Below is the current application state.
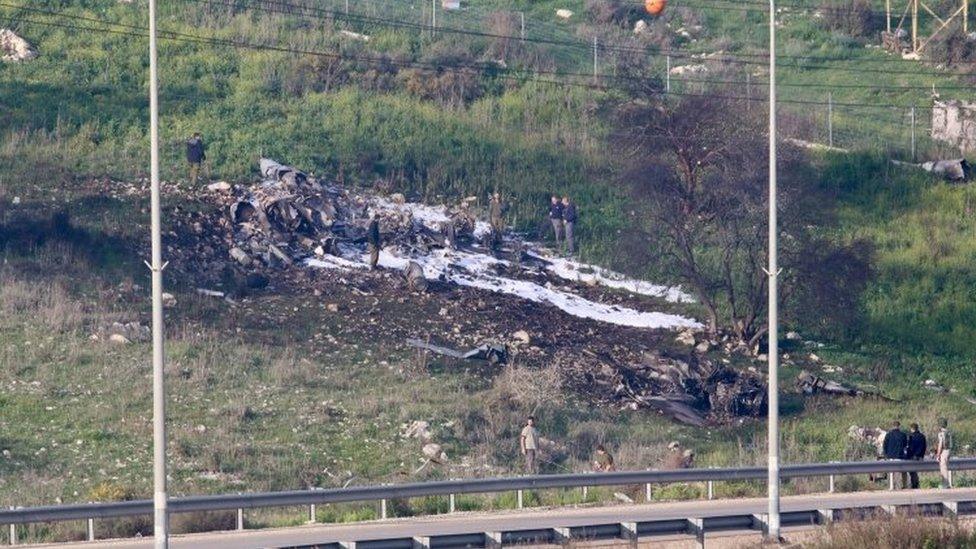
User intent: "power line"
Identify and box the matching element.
[177,0,976,78]
[7,8,959,111]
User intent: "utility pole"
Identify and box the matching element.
[886,0,891,32]
[592,36,598,81]
[148,0,169,547]
[431,0,436,37]
[519,11,525,41]
[666,55,671,93]
[766,0,781,540]
[828,92,833,148]
[912,0,919,52]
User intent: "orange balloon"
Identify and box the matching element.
[645,0,667,15]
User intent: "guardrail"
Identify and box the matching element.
[2,458,974,544]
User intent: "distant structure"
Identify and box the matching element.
[931,100,976,153]
[881,0,969,55]
[442,0,460,9]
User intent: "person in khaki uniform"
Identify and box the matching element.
[520,416,540,474]
[935,418,953,488]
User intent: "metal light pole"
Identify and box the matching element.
[766,0,781,541]
[148,0,169,547]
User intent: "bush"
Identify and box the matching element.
[926,23,976,69]
[809,515,976,548]
[170,511,238,534]
[820,0,884,39]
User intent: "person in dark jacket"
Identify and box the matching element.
[882,421,909,488]
[548,195,564,247]
[186,133,206,185]
[906,423,927,489]
[366,213,381,270]
[561,196,577,254]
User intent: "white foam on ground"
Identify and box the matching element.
[307,244,700,330]
[542,254,695,303]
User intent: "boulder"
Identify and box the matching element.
[675,329,696,346]
[0,29,38,62]
[511,330,531,345]
[207,181,232,192]
[229,247,251,266]
[108,333,131,345]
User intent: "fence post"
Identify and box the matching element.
[592,37,598,81]
[519,11,525,41]
[827,92,834,147]
[910,106,917,162]
[666,55,671,93]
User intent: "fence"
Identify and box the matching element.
[2,458,975,544]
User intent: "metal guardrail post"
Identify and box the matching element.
[7,507,15,546]
[87,517,95,541]
[449,494,455,514]
[645,483,651,502]
[236,507,244,531]
[308,487,317,523]
[889,472,895,491]
[581,486,588,501]
[829,474,835,493]
[707,480,714,500]
[516,490,523,509]
[381,499,388,519]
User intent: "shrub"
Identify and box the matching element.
[808,515,976,548]
[820,0,885,39]
[170,511,238,534]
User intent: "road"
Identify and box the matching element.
[37,488,976,549]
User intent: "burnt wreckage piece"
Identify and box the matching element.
[406,338,509,365]
[563,350,767,426]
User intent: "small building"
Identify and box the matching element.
[932,99,976,153]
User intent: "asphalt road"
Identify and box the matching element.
[37,488,976,549]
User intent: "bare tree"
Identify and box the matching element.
[614,92,866,346]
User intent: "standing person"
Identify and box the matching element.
[882,421,909,488]
[366,212,381,270]
[186,132,206,185]
[561,196,577,255]
[548,195,564,247]
[489,192,505,249]
[935,418,953,488]
[520,416,540,474]
[906,423,927,489]
[592,445,615,472]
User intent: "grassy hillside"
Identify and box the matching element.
[2,0,976,541]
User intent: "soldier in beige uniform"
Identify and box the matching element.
[520,416,540,474]
[935,418,953,488]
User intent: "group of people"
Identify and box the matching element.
[881,419,954,489]
[548,195,578,254]
[518,416,693,475]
